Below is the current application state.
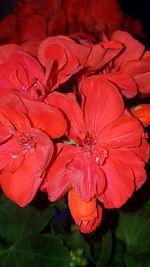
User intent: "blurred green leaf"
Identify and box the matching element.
[0,195,70,267]
[0,194,53,244]
[61,226,92,262]
[0,233,70,267]
[96,230,112,267]
[125,253,150,267]
[116,199,150,254]
[108,240,124,267]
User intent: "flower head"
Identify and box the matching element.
[41,76,149,232]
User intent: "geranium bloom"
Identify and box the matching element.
[98,30,145,98]
[38,35,124,90]
[0,91,67,206]
[41,76,149,232]
[65,0,123,41]
[0,51,46,99]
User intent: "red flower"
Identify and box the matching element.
[0,51,46,99]
[98,30,145,98]
[65,0,123,41]
[0,91,67,206]
[38,35,124,91]
[41,76,149,232]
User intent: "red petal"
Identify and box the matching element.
[86,41,123,72]
[41,144,73,201]
[82,76,124,134]
[0,128,53,206]
[101,72,137,98]
[22,97,67,138]
[0,91,30,131]
[131,104,150,126]
[99,112,144,148]
[99,157,135,208]
[46,92,85,140]
[68,189,102,233]
[66,149,106,201]
[111,30,145,68]
[109,149,147,190]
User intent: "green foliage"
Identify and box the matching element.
[0,195,70,267]
[115,197,150,267]
[1,192,150,267]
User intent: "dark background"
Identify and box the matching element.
[0,0,150,44]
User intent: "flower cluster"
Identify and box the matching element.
[0,0,150,233]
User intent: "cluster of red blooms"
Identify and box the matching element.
[0,0,150,233]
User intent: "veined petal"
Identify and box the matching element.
[98,112,144,148]
[109,149,147,190]
[66,149,106,201]
[99,157,135,208]
[41,143,74,201]
[81,76,124,134]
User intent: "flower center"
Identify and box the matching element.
[83,131,97,150]
[18,132,35,153]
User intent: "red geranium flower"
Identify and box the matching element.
[98,30,145,98]
[0,91,67,206]
[65,0,123,41]
[41,76,149,232]
[0,51,46,99]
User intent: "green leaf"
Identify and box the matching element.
[125,253,150,267]
[0,234,70,267]
[61,226,92,261]
[0,195,53,244]
[0,195,70,267]
[116,199,150,254]
[96,230,112,267]
[108,240,124,267]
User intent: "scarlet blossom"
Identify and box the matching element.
[98,30,145,98]
[64,0,123,41]
[68,189,102,233]
[41,76,149,232]
[131,104,150,126]
[38,35,124,91]
[0,51,46,99]
[0,91,67,206]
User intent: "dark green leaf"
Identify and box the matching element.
[116,199,150,253]
[0,195,70,267]
[125,253,150,267]
[61,226,92,261]
[96,230,112,267]
[0,234,70,267]
[0,195,53,244]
